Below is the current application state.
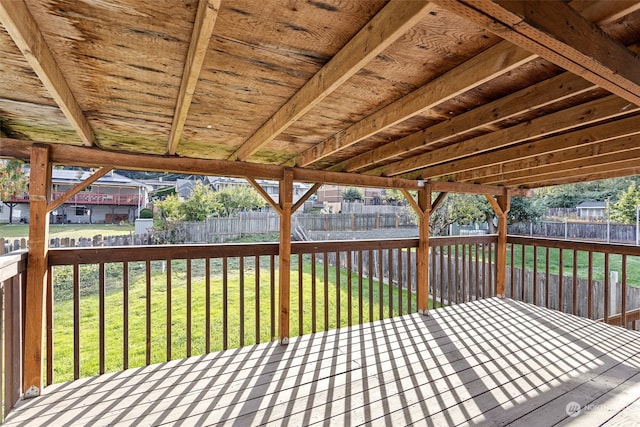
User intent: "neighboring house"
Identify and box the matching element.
[316,185,383,205]
[2,169,150,224]
[576,201,607,219]
[206,176,310,204]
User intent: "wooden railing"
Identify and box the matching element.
[0,250,27,422]
[43,236,501,384]
[9,191,142,206]
[507,236,640,330]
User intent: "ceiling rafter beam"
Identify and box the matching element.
[520,164,640,189]
[459,134,640,185]
[375,95,639,177]
[229,0,434,162]
[399,113,640,181]
[435,0,640,106]
[297,40,536,168]
[337,72,595,173]
[167,0,221,155]
[301,0,633,170]
[0,0,95,147]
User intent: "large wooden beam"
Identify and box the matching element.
[0,0,95,147]
[297,41,535,167]
[376,95,638,177]
[23,144,51,397]
[454,133,640,184]
[435,0,640,106]
[278,170,293,344]
[230,0,433,161]
[402,114,640,180]
[167,0,221,155]
[474,137,640,185]
[337,72,595,173]
[299,0,632,169]
[0,138,421,189]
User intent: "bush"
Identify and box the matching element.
[139,208,153,219]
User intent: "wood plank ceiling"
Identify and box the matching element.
[1,0,640,189]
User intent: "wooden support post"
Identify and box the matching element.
[278,170,293,344]
[486,189,511,298]
[417,185,431,314]
[23,144,52,397]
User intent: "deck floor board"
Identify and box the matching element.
[6,298,640,426]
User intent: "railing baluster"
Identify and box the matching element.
[368,250,374,322]
[510,242,515,298]
[378,249,384,319]
[440,246,445,307]
[587,251,593,320]
[462,245,467,303]
[240,256,245,347]
[397,248,402,316]
[347,251,352,326]
[145,260,151,366]
[621,254,627,328]
[187,258,192,357]
[312,253,317,333]
[482,244,487,300]
[46,266,53,385]
[572,249,578,316]
[447,245,453,306]
[255,255,260,344]
[205,258,210,354]
[604,253,610,323]
[270,255,275,342]
[99,262,105,375]
[123,261,129,370]
[166,260,172,361]
[298,254,303,336]
[388,249,394,317]
[532,245,538,305]
[558,249,564,312]
[223,257,228,350]
[545,247,550,309]
[358,250,363,324]
[336,252,341,328]
[324,251,329,330]
[432,245,437,309]
[455,244,459,305]
[73,263,80,380]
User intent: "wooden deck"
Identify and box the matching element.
[6,298,640,426]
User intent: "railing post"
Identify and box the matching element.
[278,169,293,344]
[23,144,52,397]
[485,190,510,298]
[417,186,431,314]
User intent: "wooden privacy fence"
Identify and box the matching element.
[0,250,27,422]
[510,221,638,243]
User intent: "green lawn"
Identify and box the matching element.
[0,223,134,241]
[50,256,432,383]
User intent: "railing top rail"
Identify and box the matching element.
[507,235,640,256]
[47,235,502,265]
[0,249,28,283]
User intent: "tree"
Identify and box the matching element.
[430,194,491,236]
[508,197,545,224]
[211,186,265,217]
[0,160,29,223]
[342,187,363,202]
[611,183,640,224]
[382,188,404,205]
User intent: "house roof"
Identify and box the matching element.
[576,201,607,209]
[1,1,640,190]
[24,167,148,188]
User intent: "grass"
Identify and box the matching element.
[0,223,134,241]
[50,255,432,383]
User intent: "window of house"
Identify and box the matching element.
[75,206,87,216]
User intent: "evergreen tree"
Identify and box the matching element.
[611,183,640,224]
